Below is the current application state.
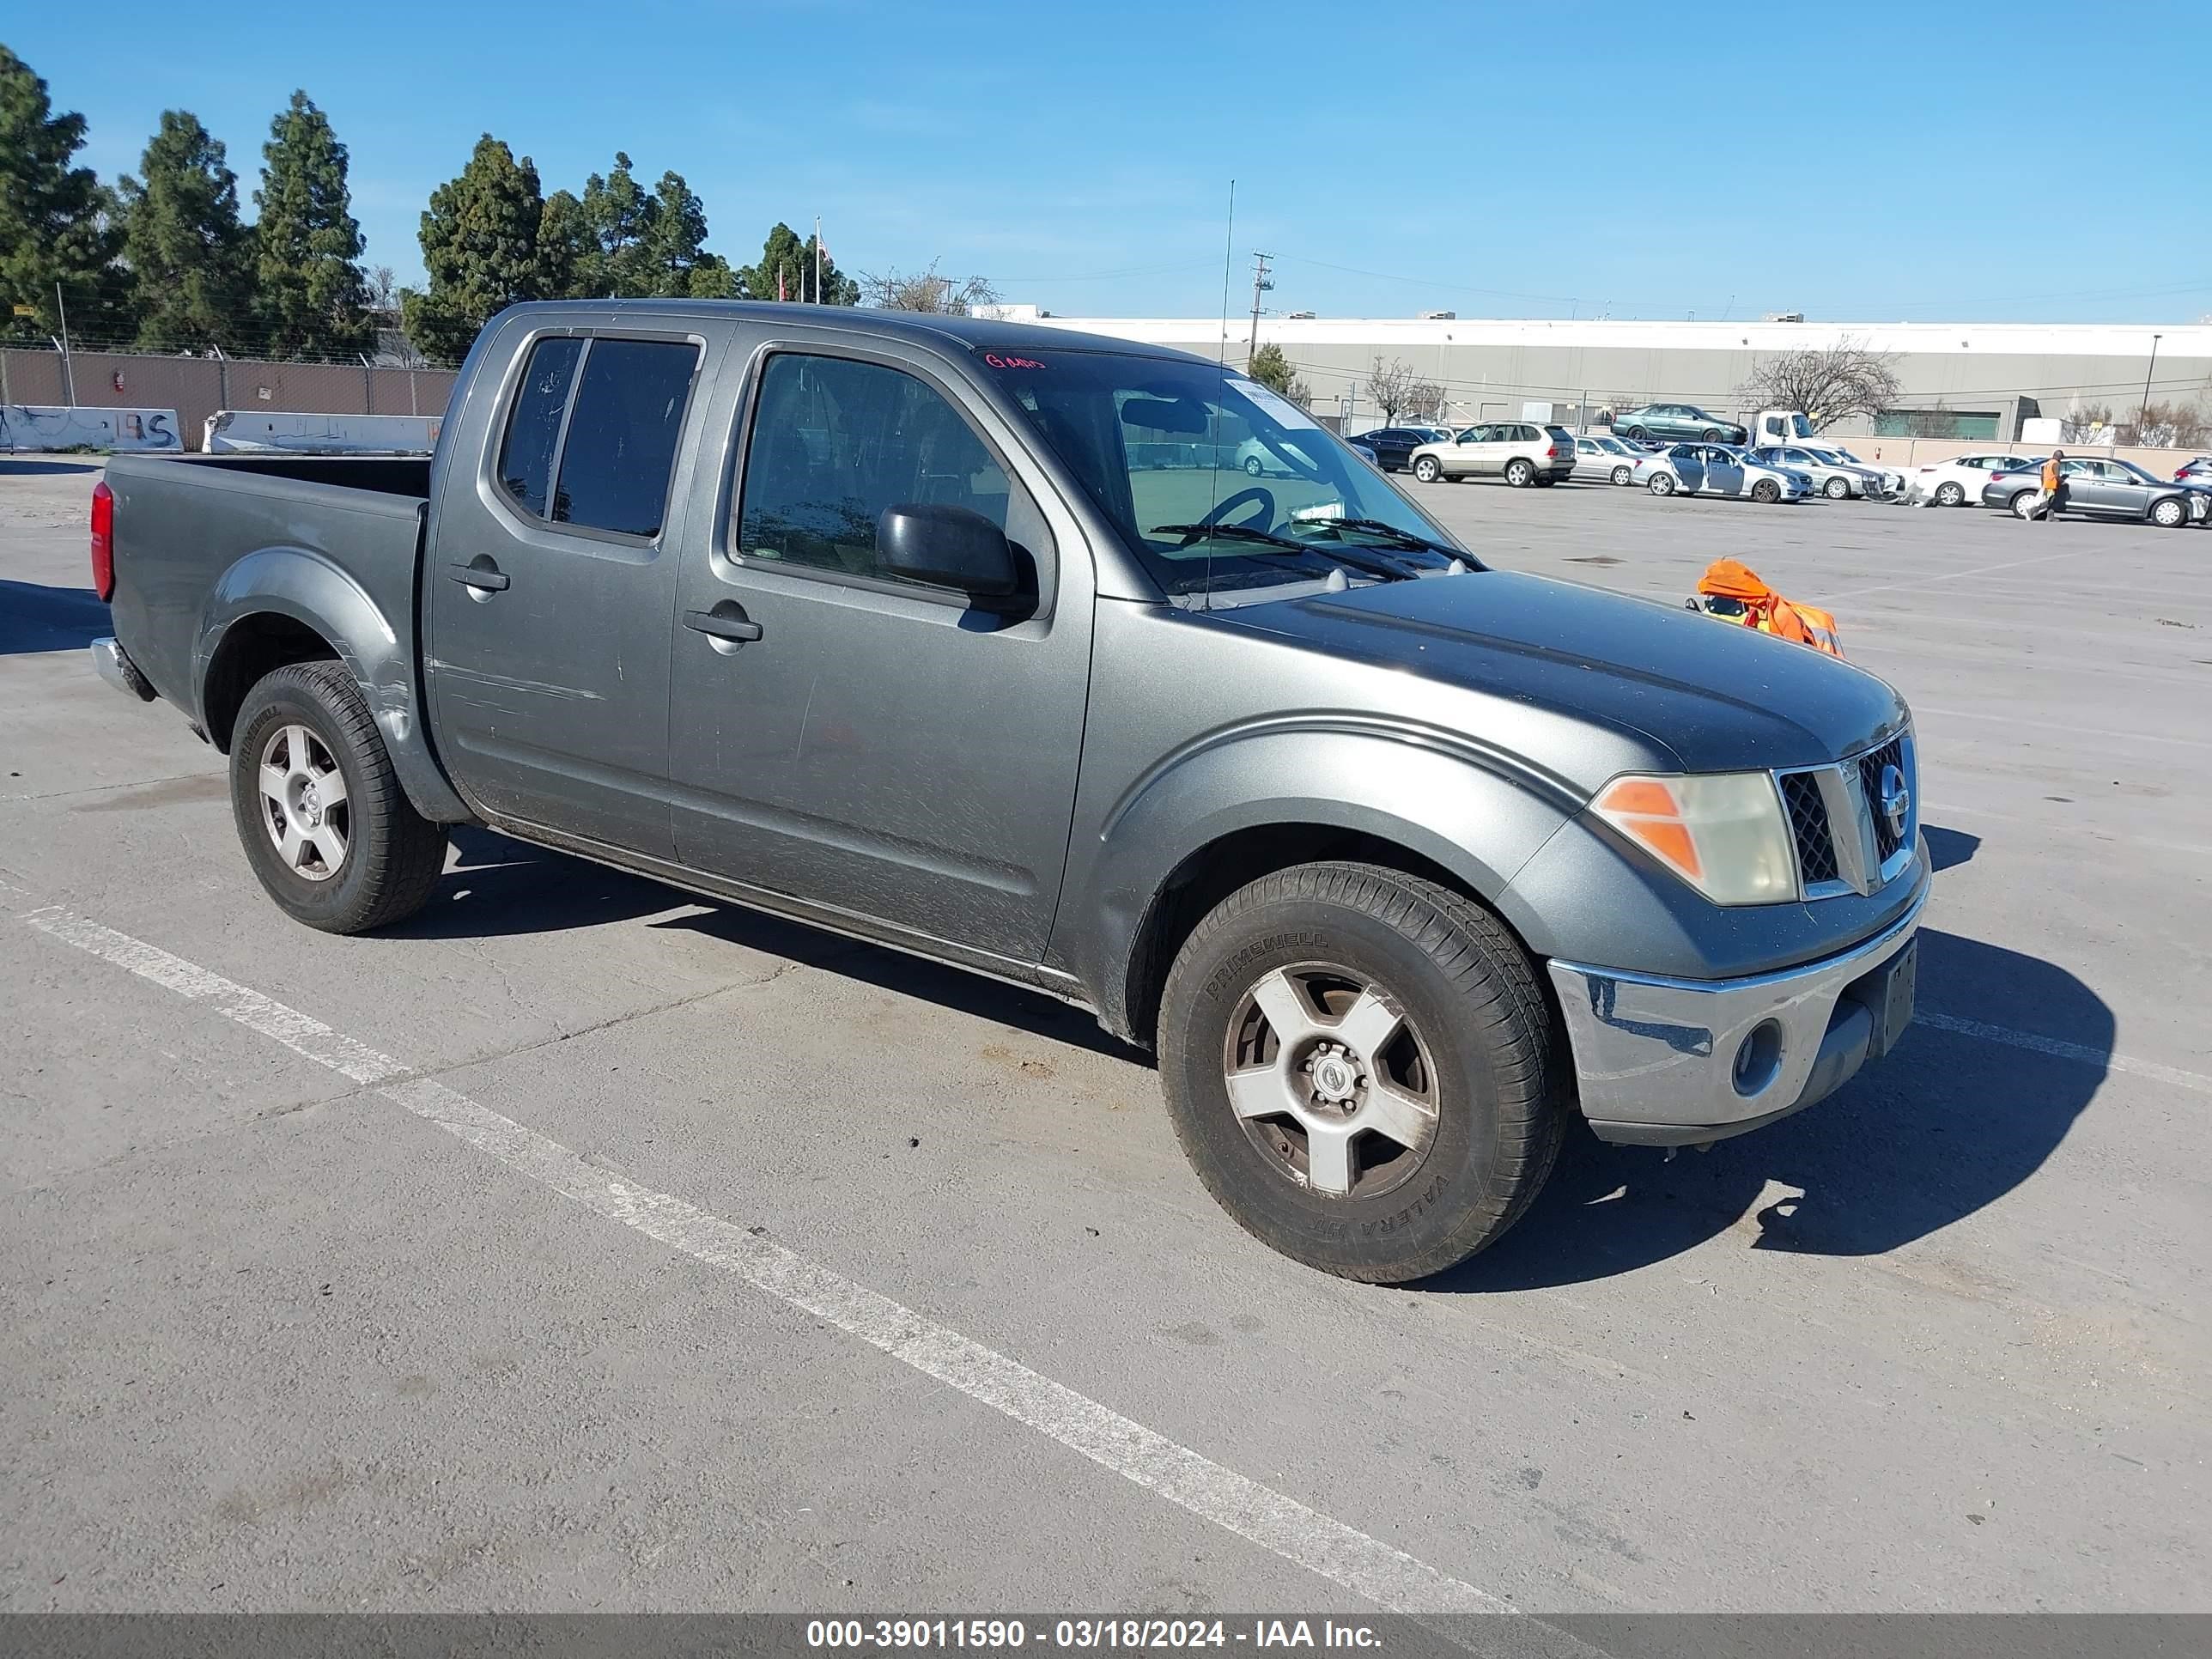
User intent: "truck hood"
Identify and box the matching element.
[1213,569,1908,776]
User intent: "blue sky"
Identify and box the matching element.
[16,0,2208,324]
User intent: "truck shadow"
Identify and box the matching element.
[404,827,1143,1062]
[0,580,109,656]
[1435,927,2111,1291]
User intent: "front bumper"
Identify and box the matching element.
[1546,886,1926,1146]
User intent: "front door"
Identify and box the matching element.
[667,340,1092,963]
[1449,426,1487,477]
[425,323,714,858]
[1703,446,1747,495]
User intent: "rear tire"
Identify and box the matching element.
[1413,456,1443,484]
[1935,481,1965,507]
[1649,472,1678,495]
[1823,476,1851,499]
[1611,464,1633,486]
[1243,455,1265,476]
[229,660,447,934]
[1753,478,1782,504]
[1157,861,1564,1283]
[1624,426,1649,443]
[2011,489,2040,520]
[1504,459,1535,488]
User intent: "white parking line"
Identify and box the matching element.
[1917,1012,2209,1096]
[17,901,1512,1620]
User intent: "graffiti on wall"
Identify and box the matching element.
[0,404,182,453]
[204,410,441,455]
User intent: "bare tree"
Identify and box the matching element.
[1404,379,1444,422]
[1365,356,1425,422]
[2120,401,2211,448]
[860,259,1000,315]
[2061,403,2115,444]
[1735,336,1902,430]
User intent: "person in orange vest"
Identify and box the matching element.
[2039,449,2067,521]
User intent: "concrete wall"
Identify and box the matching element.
[999,313,2212,441]
[1,405,183,453]
[0,349,458,453]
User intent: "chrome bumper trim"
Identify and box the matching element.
[1547,883,1928,1134]
[91,636,156,702]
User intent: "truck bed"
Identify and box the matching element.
[131,453,433,497]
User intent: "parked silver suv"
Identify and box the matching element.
[1409,422,1577,487]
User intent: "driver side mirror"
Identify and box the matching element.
[876,503,1019,598]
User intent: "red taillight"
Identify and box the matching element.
[89,481,115,601]
[1545,445,1559,458]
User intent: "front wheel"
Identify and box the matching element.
[1649,472,1678,495]
[1413,456,1443,484]
[1752,478,1782,504]
[1158,862,1564,1283]
[1823,476,1851,500]
[230,660,447,933]
[2151,496,2188,528]
[1701,428,1723,441]
[1504,459,1535,488]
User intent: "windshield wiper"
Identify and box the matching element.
[1149,522,1414,582]
[1318,519,1480,564]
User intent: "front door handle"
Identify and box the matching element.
[448,562,509,592]
[684,607,763,644]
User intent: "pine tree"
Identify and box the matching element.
[0,46,123,344]
[403,134,550,363]
[253,90,371,359]
[538,189,589,299]
[118,110,249,353]
[574,151,653,297]
[735,222,856,305]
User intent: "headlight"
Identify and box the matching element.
[1590,772,1797,905]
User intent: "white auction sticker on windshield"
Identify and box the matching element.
[1232,378,1323,431]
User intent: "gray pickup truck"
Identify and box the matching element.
[89,301,1926,1282]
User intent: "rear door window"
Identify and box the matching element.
[551,339,701,538]
[496,337,585,518]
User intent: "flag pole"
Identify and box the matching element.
[814,217,823,305]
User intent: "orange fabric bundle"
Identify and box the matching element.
[1695,559,1844,658]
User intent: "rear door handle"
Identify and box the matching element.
[448,562,509,592]
[684,608,763,644]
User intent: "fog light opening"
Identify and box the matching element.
[1733,1021,1784,1097]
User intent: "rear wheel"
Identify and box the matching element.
[1753,478,1782,504]
[1157,861,1564,1283]
[1504,459,1535,488]
[1243,455,1265,476]
[1649,472,1678,495]
[1611,464,1633,486]
[1935,481,1965,507]
[2150,496,2187,528]
[1413,455,1443,484]
[1823,476,1851,500]
[229,660,447,933]
[2010,489,2040,520]
[1624,426,1649,443]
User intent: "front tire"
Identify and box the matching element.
[1157,862,1564,1283]
[230,660,447,933]
[1413,456,1443,484]
[1504,459,1535,488]
[1753,478,1782,504]
[1701,428,1723,441]
[2151,496,2187,528]
[1823,476,1851,500]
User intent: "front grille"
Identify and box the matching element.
[1857,737,1908,862]
[1780,771,1838,884]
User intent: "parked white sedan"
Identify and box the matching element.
[1632,442,1813,503]
[1902,452,2036,507]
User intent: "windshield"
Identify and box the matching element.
[983,349,1467,599]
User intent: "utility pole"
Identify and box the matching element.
[1246,252,1273,368]
[56,283,76,406]
[2139,332,2162,436]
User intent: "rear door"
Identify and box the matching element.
[1668,443,1706,491]
[665,332,1093,962]
[424,318,716,856]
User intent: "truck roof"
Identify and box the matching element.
[493,299,1206,366]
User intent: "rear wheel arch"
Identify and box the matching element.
[200,612,343,753]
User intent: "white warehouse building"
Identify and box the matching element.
[981,309,2212,443]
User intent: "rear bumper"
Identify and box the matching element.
[90,636,157,702]
[1547,886,1926,1146]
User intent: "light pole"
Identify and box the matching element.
[2139,333,2162,435]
